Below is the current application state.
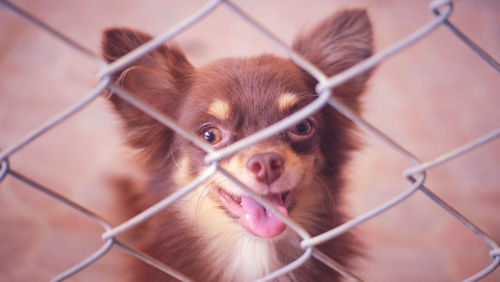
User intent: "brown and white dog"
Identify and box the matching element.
[102,9,373,282]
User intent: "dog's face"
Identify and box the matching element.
[102,10,372,240]
[174,57,324,238]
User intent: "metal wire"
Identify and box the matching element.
[217,166,314,281]
[0,0,103,64]
[430,0,500,73]
[414,176,500,281]
[301,173,426,249]
[0,77,111,161]
[0,0,499,281]
[114,240,193,282]
[311,250,363,281]
[7,169,114,281]
[101,164,218,240]
[107,84,215,154]
[404,127,500,176]
[97,0,223,79]
[0,159,8,182]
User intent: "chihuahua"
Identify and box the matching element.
[102,8,373,282]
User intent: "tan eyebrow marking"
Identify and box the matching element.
[278,93,299,112]
[208,99,231,120]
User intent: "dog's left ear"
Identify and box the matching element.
[292,9,373,110]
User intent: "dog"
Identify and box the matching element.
[101,8,373,282]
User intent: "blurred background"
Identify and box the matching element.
[0,0,499,281]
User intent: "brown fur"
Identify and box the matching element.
[102,9,373,282]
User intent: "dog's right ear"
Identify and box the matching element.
[101,28,194,160]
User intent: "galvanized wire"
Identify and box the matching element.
[101,164,218,240]
[97,0,223,80]
[0,77,111,162]
[0,0,103,64]
[7,169,114,281]
[106,84,215,155]
[114,240,193,282]
[217,166,314,281]
[430,0,500,73]
[0,0,499,281]
[301,173,426,249]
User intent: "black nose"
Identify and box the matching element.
[246,152,285,185]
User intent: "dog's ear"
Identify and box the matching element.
[101,28,194,163]
[292,9,373,111]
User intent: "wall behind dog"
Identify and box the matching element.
[0,0,498,281]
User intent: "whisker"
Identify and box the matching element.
[194,180,214,222]
[169,149,180,169]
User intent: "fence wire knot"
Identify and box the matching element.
[0,158,9,181]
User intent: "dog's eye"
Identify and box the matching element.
[290,120,313,136]
[202,127,222,144]
[286,119,316,145]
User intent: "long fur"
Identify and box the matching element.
[102,9,373,282]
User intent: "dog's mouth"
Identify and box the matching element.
[217,188,292,238]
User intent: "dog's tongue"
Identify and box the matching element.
[240,194,288,238]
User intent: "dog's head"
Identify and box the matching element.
[102,10,372,239]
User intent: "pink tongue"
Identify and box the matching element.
[240,194,288,238]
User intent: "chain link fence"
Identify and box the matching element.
[0,0,499,281]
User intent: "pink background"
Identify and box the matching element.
[1,0,499,281]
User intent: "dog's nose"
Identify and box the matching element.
[246,152,285,185]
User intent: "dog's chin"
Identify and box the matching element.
[216,187,294,238]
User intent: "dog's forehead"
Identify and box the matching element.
[202,92,300,122]
[186,56,311,125]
